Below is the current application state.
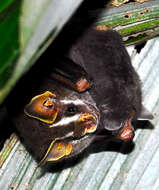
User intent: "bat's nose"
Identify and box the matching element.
[73,113,98,138]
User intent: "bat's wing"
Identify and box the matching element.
[50,57,91,92]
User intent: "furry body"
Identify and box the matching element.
[6,29,142,164]
[67,29,142,130]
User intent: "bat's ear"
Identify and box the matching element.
[138,105,154,120]
[24,91,58,124]
[38,139,72,166]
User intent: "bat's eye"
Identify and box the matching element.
[24,91,58,124]
[66,104,78,115]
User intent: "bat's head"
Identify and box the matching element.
[24,91,100,165]
[24,91,99,138]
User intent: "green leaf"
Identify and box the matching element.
[0,0,20,87]
[92,0,159,45]
[0,0,84,104]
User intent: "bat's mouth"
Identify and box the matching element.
[79,113,97,133]
[74,113,98,138]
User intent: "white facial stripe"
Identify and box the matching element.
[60,99,85,106]
[57,132,74,140]
[49,114,80,128]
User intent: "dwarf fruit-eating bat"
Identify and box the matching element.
[6,28,153,166]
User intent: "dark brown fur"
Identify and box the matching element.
[5,28,142,163]
[67,29,142,130]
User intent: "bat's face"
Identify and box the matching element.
[22,88,100,165]
[24,91,99,139]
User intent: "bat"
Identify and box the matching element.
[5,28,153,167]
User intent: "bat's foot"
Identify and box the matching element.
[117,119,134,142]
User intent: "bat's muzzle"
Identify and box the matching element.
[74,113,98,138]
